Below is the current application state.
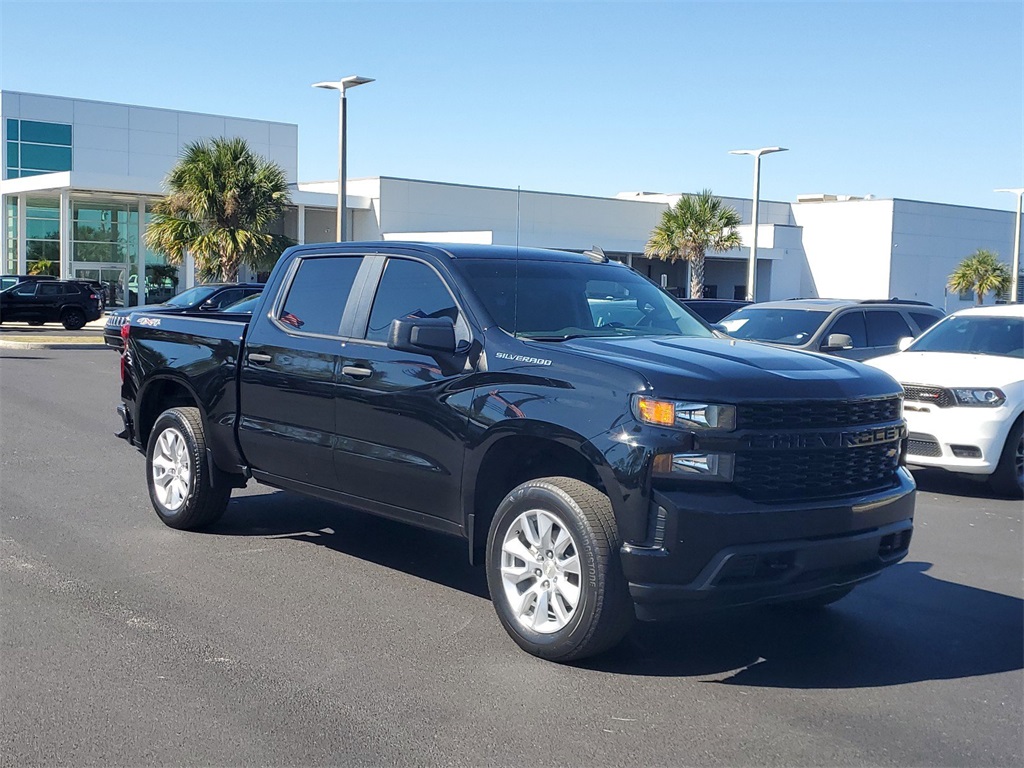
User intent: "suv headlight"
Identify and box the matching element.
[633,396,737,431]
[951,388,1006,407]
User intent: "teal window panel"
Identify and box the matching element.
[25,219,59,240]
[20,144,72,172]
[6,169,18,179]
[26,199,60,218]
[27,240,60,260]
[20,120,72,146]
[6,141,17,167]
[19,169,44,178]
[7,119,19,140]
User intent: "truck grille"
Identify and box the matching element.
[902,384,953,408]
[734,444,901,502]
[106,315,128,328]
[738,396,901,430]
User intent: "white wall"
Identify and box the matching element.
[791,199,896,299]
[890,200,1016,310]
[2,91,299,185]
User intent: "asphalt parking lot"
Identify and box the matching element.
[1,347,1021,767]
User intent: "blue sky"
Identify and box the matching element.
[1,1,1021,210]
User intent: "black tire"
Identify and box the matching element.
[146,406,230,530]
[61,308,86,330]
[485,477,634,662]
[770,586,853,612]
[989,418,1024,499]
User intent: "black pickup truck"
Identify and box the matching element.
[117,242,915,661]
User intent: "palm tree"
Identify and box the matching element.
[645,189,743,299]
[947,249,1011,306]
[145,137,293,282]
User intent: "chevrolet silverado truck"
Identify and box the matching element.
[116,242,916,661]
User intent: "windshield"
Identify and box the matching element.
[163,285,221,308]
[719,307,830,345]
[909,314,1024,358]
[457,258,712,340]
[223,294,261,312]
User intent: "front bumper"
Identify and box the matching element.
[903,403,1016,475]
[621,468,916,620]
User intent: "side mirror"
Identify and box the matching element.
[711,323,729,334]
[822,333,854,351]
[897,336,914,352]
[199,298,219,311]
[388,316,457,355]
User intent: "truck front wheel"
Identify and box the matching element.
[485,477,634,662]
[146,407,230,530]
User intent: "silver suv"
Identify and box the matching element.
[719,298,945,361]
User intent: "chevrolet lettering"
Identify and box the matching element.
[117,242,916,663]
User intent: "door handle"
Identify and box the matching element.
[342,365,373,379]
[248,353,273,365]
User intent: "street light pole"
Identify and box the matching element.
[994,188,1023,303]
[313,75,374,242]
[729,147,788,302]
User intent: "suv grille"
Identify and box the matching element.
[737,396,901,430]
[902,384,953,408]
[907,432,942,457]
[734,443,900,502]
[106,315,128,328]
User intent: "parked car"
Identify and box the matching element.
[0,279,103,329]
[219,292,263,314]
[117,242,915,662]
[0,274,57,292]
[867,305,1024,497]
[103,283,264,350]
[678,298,752,324]
[718,298,945,360]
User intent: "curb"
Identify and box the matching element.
[0,339,109,350]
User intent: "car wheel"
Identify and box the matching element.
[989,418,1024,499]
[146,407,231,530]
[61,308,86,330]
[485,477,634,662]
[769,586,853,612]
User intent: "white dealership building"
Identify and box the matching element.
[1,90,1018,309]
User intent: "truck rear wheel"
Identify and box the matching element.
[146,406,230,530]
[485,477,634,662]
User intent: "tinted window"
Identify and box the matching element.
[720,307,830,345]
[826,311,868,348]
[279,256,362,336]
[865,310,912,347]
[11,283,36,296]
[209,289,247,308]
[459,259,711,339]
[365,259,458,342]
[910,311,941,332]
[37,283,64,296]
[165,285,220,308]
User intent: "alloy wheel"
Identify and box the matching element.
[151,427,191,511]
[500,508,583,634]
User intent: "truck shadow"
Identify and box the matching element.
[212,491,1022,688]
[910,466,1016,500]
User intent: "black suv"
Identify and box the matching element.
[104,283,263,349]
[719,298,945,361]
[0,279,103,329]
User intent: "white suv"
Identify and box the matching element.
[867,305,1024,497]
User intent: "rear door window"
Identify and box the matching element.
[824,311,867,348]
[910,311,941,333]
[277,256,363,336]
[38,283,64,296]
[865,310,913,347]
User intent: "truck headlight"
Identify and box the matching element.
[633,396,737,431]
[951,388,1005,407]
[653,452,735,482]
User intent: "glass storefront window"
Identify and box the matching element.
[25,197,60,276]
[71,200,139,306]
[142,209,180,304]
[5,197,17,274]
